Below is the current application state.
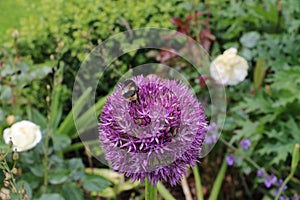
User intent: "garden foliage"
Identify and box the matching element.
[0,0,299,199]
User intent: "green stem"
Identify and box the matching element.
[157,181,175,200]
[145,178,157,200]
[64,140,100,153]
[274,174,293,200]
[192,166,204,200]
[275,144,299,200]
[43,128,51,192]
[209,157,228,200]
[220,137,260,170]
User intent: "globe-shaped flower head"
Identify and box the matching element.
[99,75,207,186]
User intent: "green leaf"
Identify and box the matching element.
[85,168,121,185]
[230,120,260,143]
[0,86,12,100]
[29,65,52,80]
[81,174,111,192]
[17,180,32,200]
[49,169,69,184]
[50,66,64,130]
[240,31,260,48]
[258,142,294,165]
[240,48,252,60]
[39,194,65,200]
[30,108,47,130]
[52,134,71,151]
[56,87,92,137]
[68,158,85,181]
[20,173,40,190]
[62,183,84,200]
[30,165,44,177]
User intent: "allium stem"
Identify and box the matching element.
[192,166,204,200]
[145,178,157,200]
[157,182,176,200]
[209,157,227,200]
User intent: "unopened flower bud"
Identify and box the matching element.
[11,168,18,175]
[11,29,19,39]
[21,185,26,195]
[46,84,51,90]
[6,115,16,125]
[0,188,10,199]
[23,194,29,200]
[46,96,50,102]
[11,186,17,194]
[12,151,19,161]
[17,168,22,176]
[8,138,13,148]
[4,181,10,187]
[4,172,11,180]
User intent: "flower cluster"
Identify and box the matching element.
[205,122,218,144]
[226,138,252,166]
[256,170,299,200]
[210,48,249,85]
[226,138,298,199]
[99,75,207,186]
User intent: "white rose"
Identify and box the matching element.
[3,120,42,152]
[210,48,249,85]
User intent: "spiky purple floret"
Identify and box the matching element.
[99,75,207,186]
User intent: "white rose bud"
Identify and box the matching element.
[3,120,42,152]
[210,48,249,85]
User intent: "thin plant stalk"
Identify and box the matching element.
[157,181,176,200]
[145,178,157,200]
[192,165,204,200]
[275,144,299,200]
[209,157,228,200]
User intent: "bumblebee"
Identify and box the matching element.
[122,79,139,103]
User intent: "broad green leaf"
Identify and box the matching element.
[17,180,32,200]
[29,108,47,130]
[56,87,92,137]
[81,174,111,192]
[240,31,260,48]
[62,183,84,200]
[85,168,121,185]
[52,134,71,151]
[30,165,44,177]
[68,158,85,181]
[0,86,12,100]
[48,169,69,184]
[39,194,65,200]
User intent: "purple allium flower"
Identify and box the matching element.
[292,194,299,200]
[257,168,265,178]
[226,153,235,166]
[275,179,287,195]
[279,196,286,200]
[98,75,207,186]
[264,174,277,188]
[239,139,251,151]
